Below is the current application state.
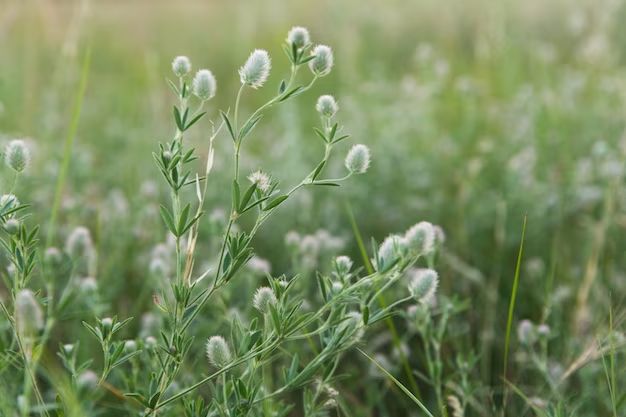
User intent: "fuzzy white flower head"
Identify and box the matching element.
[240,49,271,88]
[517,319,536,345]
[333,255,353,275]
[316,95,338,118]
[404,221,436,254]
[172,56,191,77]
[247,256,271,275]
[65,226,94,259]
[248,170,271,193]
[309,45,334,76]
[15,289,44,339]
[253,286,278,313]
[287,26,311,49]
[0,193,19,211]
[345,144,371,174]
[206,335,232,368]
[408,268,439,304]
[5,140,30,173]
[192,69,217,100]
[377,234,405,271]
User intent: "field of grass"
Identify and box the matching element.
[1,0,626,415]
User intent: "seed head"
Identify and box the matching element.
[172,56,191,77]
[404,221,436,254]
[15,289,44,339]
[345,144,371,174]
[309,45,334,76]
[239,49,271,89]
[408,268,439,304]
[192,69,217,100]
[5,140,30,173]
[248,170,271,193]
[316,95,338,118]
[253,286,278,313]
[206,335,232,368]
[287,26,311,48]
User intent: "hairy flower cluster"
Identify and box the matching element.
[248,170,271,193]
[316,95,338,118]
[309,45,334,76]
[253,286,277,313]
[192,69,217,100]
[287,26,311,48]
[172,56,191,77]
[408,268,439,304]
[15,289,43,340]
[239,49,272,88]
[345,144,371,174]
[5,139,30,173]
[206,335,232,368]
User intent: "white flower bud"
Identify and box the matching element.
[253,286,278,313]
[333,256,353,275]
[287,26,311,48]
[144,336,157,349]
[206,335,232,368]
[408,268,439,304]
[101,317,113,334]
[345,144,371,174]
[15,289,44,340]
[80,277,98,293]
[404,221,436,254]
[44,247,63,268]
[63,344,74,355]
[65,226,94,259]
[192,69,217,100]
[309,45,334,76]
[239,49,271,89]
[5,140,30,173]
[4,218,20,234]
[124,340,137,353]
[77,370,98,391]
[517,319,536,345]
[172,56,191,77]
[316,95,338,118]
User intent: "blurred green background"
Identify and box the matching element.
[3,0,626,412]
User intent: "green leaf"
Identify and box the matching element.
[263,195,289,211]
[239,183,257,212]
[184,111,206,131]
[173,106,184,131]
[220,111,236,142]
[232,180,241,212]
[159,205,178,236]
[239,115,263,141]
[357,348,434,417]
[278,86,304,102]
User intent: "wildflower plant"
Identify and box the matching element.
[59,27,441,416]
